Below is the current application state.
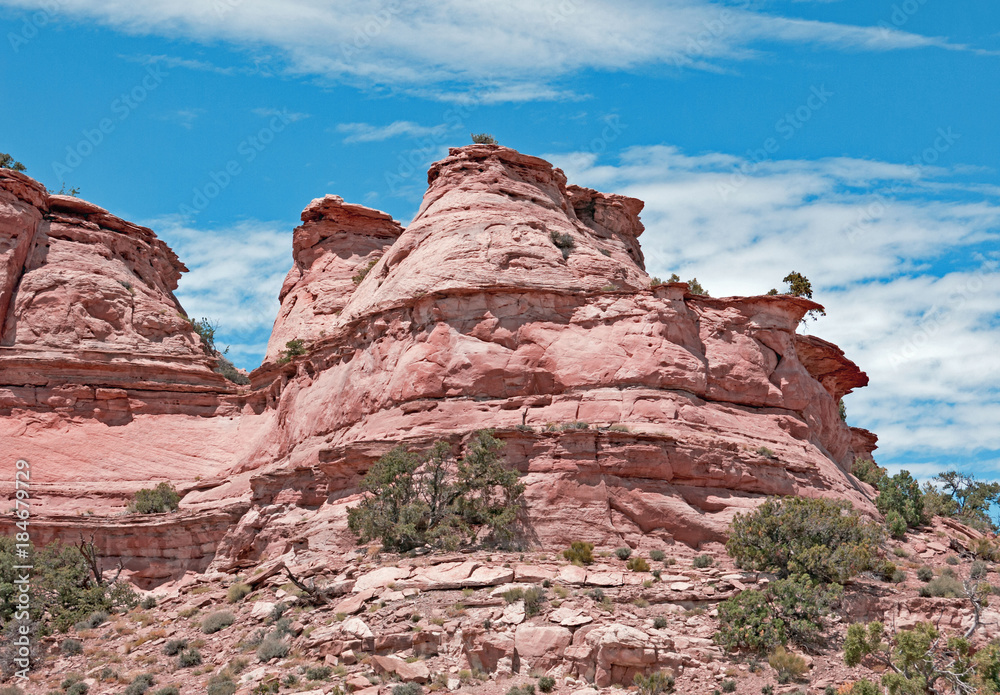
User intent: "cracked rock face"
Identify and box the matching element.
[0,146,878,584]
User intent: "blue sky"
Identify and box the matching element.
[0,0,997,483]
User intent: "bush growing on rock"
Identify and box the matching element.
[917,566,934,582]
[470,133,498,145]
[61,638,83,655]
[918,575,965,598]
[207,675,237,695]
[257,633,290,662]
[277,338,308,364]
[178,647,202,667]
[634,670,675,694]
[726,497,883,583]
[650,550,665,562]
[0,537,137,633]
[563,541,594,565]
[201,610,236,634]
[304,665,333,681]
[153,688,179,695]
[768,647,807,684]
[715,576,839,653]
[347,430,525,552]
[163,639,187,656]
[929,471,1000,533]
[128,482,180,514]
[627,556,650,572]
[0,153,26,171]
[615,547,632,560]
[549,230,576,259]
[124,674,155,695]
[227,582,251,603]
[538,676,556,693]
[693,554,713,568]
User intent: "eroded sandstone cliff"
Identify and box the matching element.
[0,146,878,585]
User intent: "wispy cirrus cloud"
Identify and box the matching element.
[336,120,447,144]
[1,0,985,101]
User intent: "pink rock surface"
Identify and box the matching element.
[0,147,880,585]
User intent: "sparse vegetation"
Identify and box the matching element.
[538,676,556,693]
[769,646,808,683]
[61,638,83,655]
[257,633,290,662]
[124,674,155,695]
[214,354,250,384]
[615,547,632,561]
[686,278,708,296]
[563,541,595,565]
[201,610,236,634]
[634,669,675,694]
[926,470,1000,533]
[627,556,650,572]
[227,582,251,603]
[347,430,525,552]
[128,482,181,514]
[352,257,379,285]
[178,647,202,667]
[726,496,883,583]
[694,554,713,568]
[471,133,498,145]
[550,231,576,259]
[0,153,26,172]
[277,338,308,364]
[206,675,237,695]
[650,549,665,562]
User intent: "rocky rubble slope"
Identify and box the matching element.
[20,518,999,695]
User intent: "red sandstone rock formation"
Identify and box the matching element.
[0,146,880,585]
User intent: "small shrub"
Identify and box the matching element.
[850,680,880,695]
[227,582,251,603]
[762,687,774,695]
[756,446,776,459]
[140,595,157,610]
[653,616,668,629]
[892,547,909,558]
[352,258,379,285]
[74,610,108,630]
[971,560,989,580]
[502,588,524,604]
[66,684,89,695]
[128,482,180,514]
[178,647,202,667]
[588,588,605,602]
[163,639,188,656]
[885,510,907,539]
[206,675,237,695]
[470,133,498,145]
[201,610,236,634]
[627,556,650,572]
[634,670,675,694]
[615,547,633,561]
[917,566,934,582]
[972,537,1000,561]
[523,587,546,617]
[124,674,155,695]
[721,680,737,693]
[61,638,83,655]
[153,688,179,695]
[563,541,595,565]
[214,354,250,384]
[650,550,665,562]
[257,634,290,662]
[0,153,26,172]
[693,554,713,568]
[946,555,960,566]
[550,231,576,259]
[919,575,964,598]
[305,665,333,681]
[768,647,807,683]
[538,676,556,693]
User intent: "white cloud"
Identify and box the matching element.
[252,107,310,122]
[551,145,1000,469]
[157,108,204,129]
[148,217,290,367]
[0,0,979,100]
[336,120,447,144]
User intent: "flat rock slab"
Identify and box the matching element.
[550,606,593,627]
[586,572,623,587]
[371,654,430,683]
[334,588,376,615]
[354,566,411,593]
